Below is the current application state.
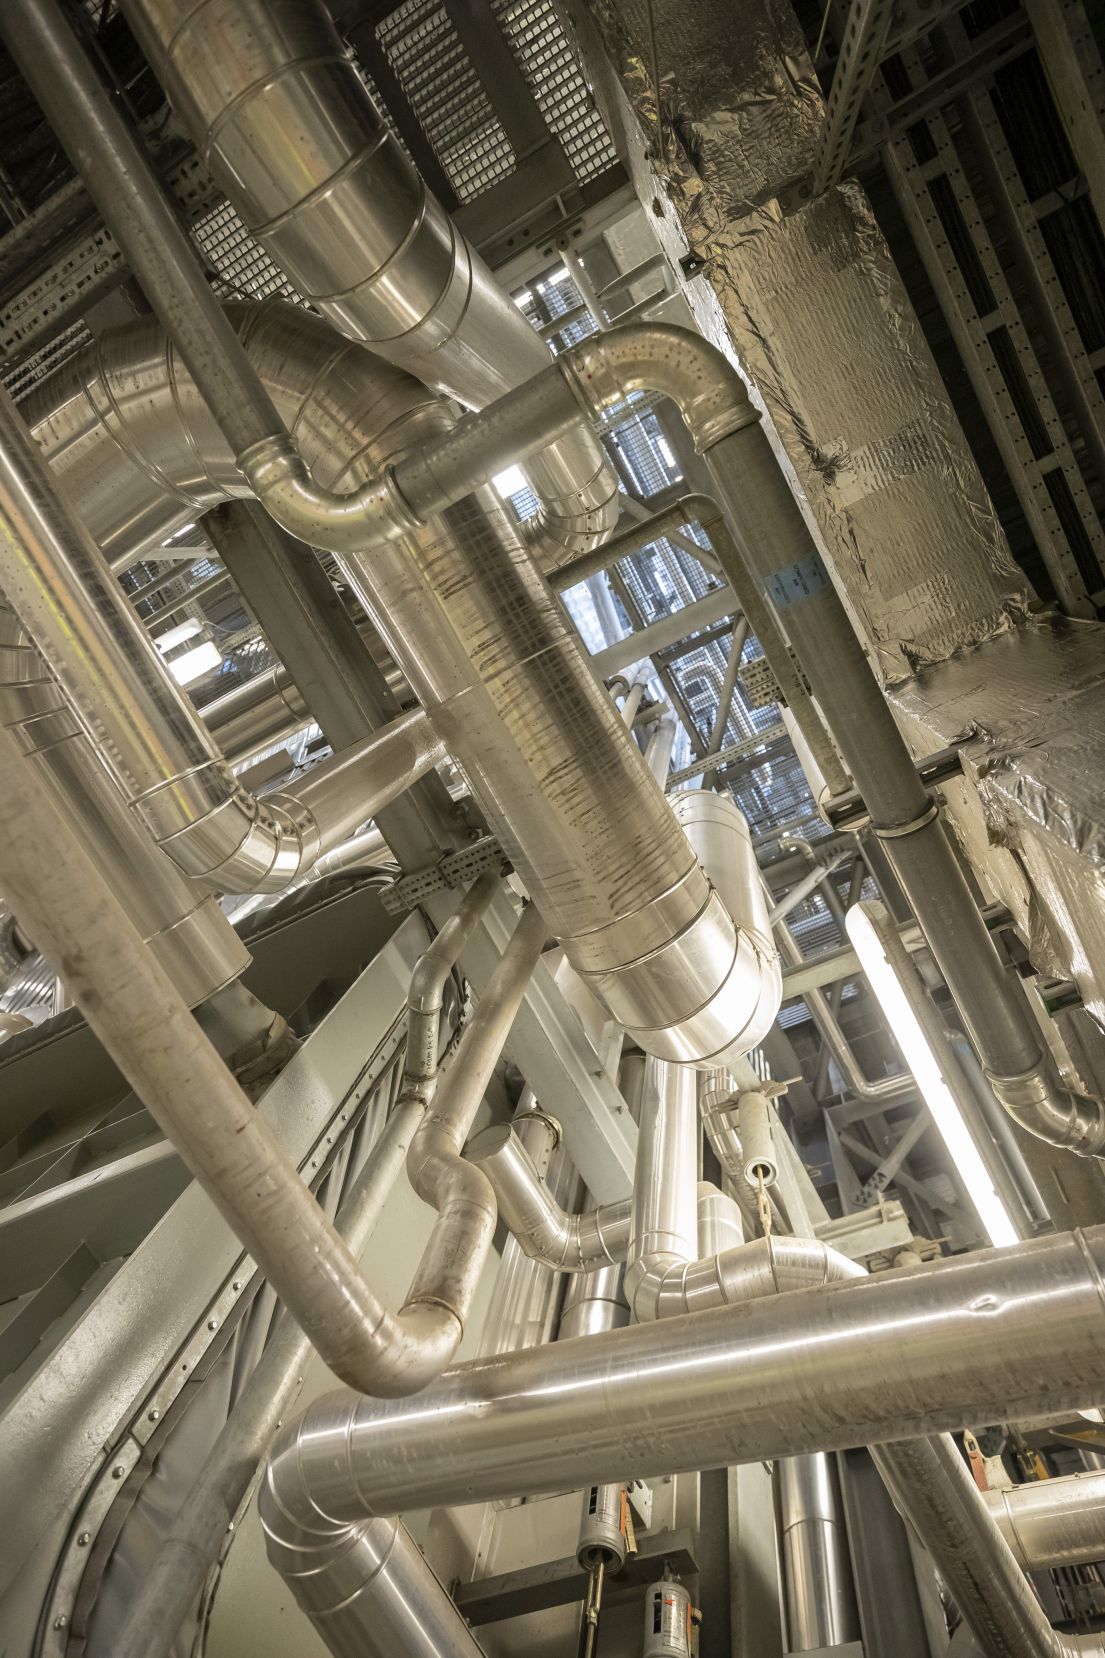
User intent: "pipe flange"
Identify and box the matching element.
[874,800,940,840]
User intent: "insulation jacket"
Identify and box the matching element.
[27,302,779,1066]
[118,0,618,565]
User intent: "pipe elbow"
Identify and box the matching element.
[239,432,416,555]
[560,324,759,455]
[522,445,621,568]
[989,1066,1105,1158]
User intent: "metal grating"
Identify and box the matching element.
[378,0,516,201]
[192,200,304,306]
[492,0,620,182]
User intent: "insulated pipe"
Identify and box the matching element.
[984,1471,1105,1571]
[378,317,1105,1153]
[776,1455,860,1653]
[398,871,501,1109]
[259,1226,1105,1517]
[26,304,779,1069]
[469,1124,632,1270]
[396,902,549,1394]
[0,378,445,892]
[110,1098,462,1658]
[264,1514,489,1658]
[624,1058,700,1321]
[265,1220,1105,1658]
[0,720,525,1397]
[477,1108,565,1359]
[0,0,616,570]
[0,595,249,1005]
[696,1182,746,1255]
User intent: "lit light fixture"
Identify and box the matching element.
[845,900,1020,1248]
[492,465,527,499]
[168,640,223,686]
[154,618,203,654]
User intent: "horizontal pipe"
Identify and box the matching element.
[261,1225,1105,1518]
[985,1471,1105,1571]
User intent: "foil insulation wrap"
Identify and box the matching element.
[560,0,1029,681]
[892,613,1105,1039]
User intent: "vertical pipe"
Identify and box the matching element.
[776,1455,861,1652]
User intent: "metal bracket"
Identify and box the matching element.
[379,836,510,913]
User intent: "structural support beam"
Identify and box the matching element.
[588,587,737,677]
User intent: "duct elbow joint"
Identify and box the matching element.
[989,1065,1105,1157]
[240,432,416,555]
[560,324,760,455]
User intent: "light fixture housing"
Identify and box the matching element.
[845,899,1020,1248]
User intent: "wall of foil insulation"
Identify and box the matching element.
[557,0,1030,683]
[558,0,1105,1074]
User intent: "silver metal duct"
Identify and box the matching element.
[469,1123,632,1269]
[0,378,446,894]
[263,1513,487,1658]
[26,302,776,1067]
[258,1225,1105,1517]
[984,1471,1105,1572]
[380,314,1104,1157]
[0,594,248,1004]
[114,0,617,566]
[776,1455,860,1653]
[624,1058,700,1321]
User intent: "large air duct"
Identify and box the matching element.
[118,0,617,563]
[24,304,779,1067]
[1,0,617,570]
[258,1225,1105,1526]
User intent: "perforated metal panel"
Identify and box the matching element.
[378,0,516,201]
[492,0,619,182]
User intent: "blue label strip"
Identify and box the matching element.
[765,553,831,608]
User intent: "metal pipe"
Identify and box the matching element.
[984,1471,1105,1571]
[477,1107,565,1359]
[0,594,249,1006]
[394,901,549,1394]
[777,1454,860,1652]
[9,0,618,566]
[0,378,444,892]
[767,847,855,927]
[27,304,781,1069]
[392,317,1101,1156]
[264,1510,489,1658]
[0,717,525,1397]
[696,1181,746,1254]
[624,1058,700,1321]
[398,871,501,1109]
[111,1095,448,1658]
[870,1433,1101,1658]
[469,1123,632,1269]
[549,496,726,587]
[259,1225,1105,1516]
